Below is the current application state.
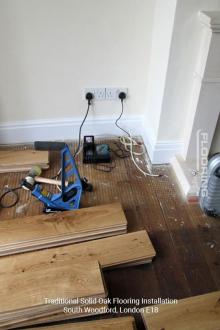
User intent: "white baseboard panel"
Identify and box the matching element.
[142,130,184,164]
[171,155,201,198]
[0,116,184,164]
[152,140,184,164]
[0,116,143,144]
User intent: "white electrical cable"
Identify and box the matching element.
[113,98,161,177]
[119,135,144,156]
[119,135,161,177]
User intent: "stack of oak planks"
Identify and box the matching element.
[0,260,107,329]
[0,203,127,256]
[0,148,49,173]
[0,202,156,328]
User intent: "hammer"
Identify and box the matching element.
[22,166,68,190]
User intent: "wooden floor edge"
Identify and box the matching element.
[16,316,136,330]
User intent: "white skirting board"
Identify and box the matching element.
[0,117,142,144]
[0,116,183,164]
[141,128,184,165]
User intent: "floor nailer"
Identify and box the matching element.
[21,141,92,212]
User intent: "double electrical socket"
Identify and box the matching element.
[84,88,128,101]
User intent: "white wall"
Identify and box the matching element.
[0,0,155,123]
[143,0,177,144]
[142,0,178,163]
[157,0,220,142]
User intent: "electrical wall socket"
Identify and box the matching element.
[106,88,128,100]
[84,88,105,101]
[84,88,95,100]
[94,88,105,100]
[84,88,128,101]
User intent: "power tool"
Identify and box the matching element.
[83,136,111,163]
[22,141,92,212]
[199,153,220,217]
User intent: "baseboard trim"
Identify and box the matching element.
[0,116,184,164]
[0,116,143,144]
[152,140,184,164]
[141,124,184,164]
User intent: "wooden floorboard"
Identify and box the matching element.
[25,316,136,330]
[0,148,49,173]
[141,290,220,330]
[0,140,220,329]
[0,202,127,255]
[0,260,107,328]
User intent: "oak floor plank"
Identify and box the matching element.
[22,316,136,330]
[0,149,49,172]
[0,231,156,277]
[0,260,105,315]
[141,290,220,330]
[0,202,127,255]
[1,141,220,329]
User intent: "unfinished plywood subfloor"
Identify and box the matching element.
[0,139,220,329]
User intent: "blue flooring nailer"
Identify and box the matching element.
[21,141,92,212]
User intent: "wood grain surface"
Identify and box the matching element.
[141,291,220,330]
[0,260,105,315]
[0,231,156,277]
[0,203,127,255]
[1,140,219,329]
[27,316,136,330]
[0,149,49,172]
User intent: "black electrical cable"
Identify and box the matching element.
[0,186,22,208]
[116,94,163,178]
[73,103,90,157]
[73,94,93,158]
[93,161,116,173]
[115,99,130,137]
[110,141,130,159]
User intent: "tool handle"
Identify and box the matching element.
[34,141,66,151]
[35,176,68,187]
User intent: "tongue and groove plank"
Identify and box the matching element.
[0,202,127,243]
[0,203,127,255]
[141,291,220,330]
[0,231,156,277]
[2,303,108,330]
[0,260,107,329]
[27,316,136,330]
[0,149,49,172]
[0,260,105,315]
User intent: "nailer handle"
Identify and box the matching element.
[34,141,66,151]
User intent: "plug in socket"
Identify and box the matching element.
[106,88,128,100]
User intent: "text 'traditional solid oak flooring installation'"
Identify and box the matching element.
[0,140,220,329]
[0,260,107,329]
[141,290,220,330]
